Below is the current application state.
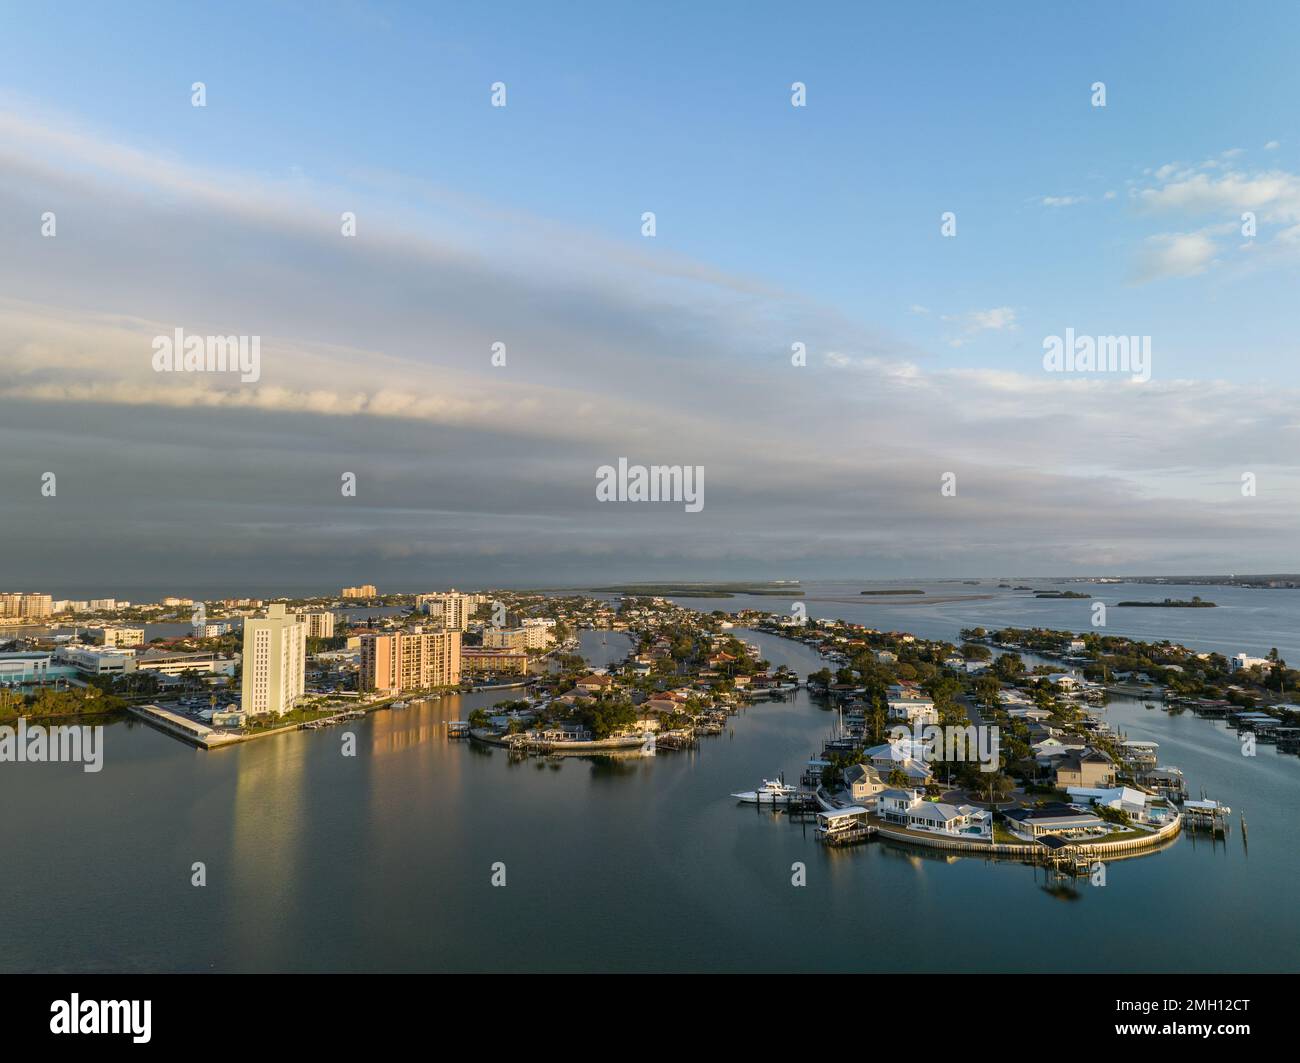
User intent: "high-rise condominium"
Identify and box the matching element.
[295,610,336,639]
[359,630,462,694]
[240,604,306,716]
[414,590,482,631]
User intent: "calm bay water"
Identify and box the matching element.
[3,622,1297,972]
[657,578,1300,662]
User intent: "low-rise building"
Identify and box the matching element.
[135,650,239,677]
[91,626,145,648]
[56,645,138,676]
[461,648,528,676]
[0,652,80,686]
[1231,653,1270,672]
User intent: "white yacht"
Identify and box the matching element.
[731,776,798,804]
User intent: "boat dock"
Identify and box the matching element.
[301,709,365,730]
[816,806,876,846]
[1182,798,1232,834]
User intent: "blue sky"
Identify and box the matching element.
[2,2,1299,589]
[6,0,1297,378]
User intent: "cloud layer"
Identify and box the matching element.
[2,108,1298,592]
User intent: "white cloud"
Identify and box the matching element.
[1133,231,1218,282]
[941,307,1019,346]
[1137,168,1300,223]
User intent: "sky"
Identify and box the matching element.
[2,1,1299,596]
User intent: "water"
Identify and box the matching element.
[3,619,1296,972]
[642,578,1300,660]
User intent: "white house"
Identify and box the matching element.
[876,789,990,837]
[886,696,939,726]
[1067,786,1174,826]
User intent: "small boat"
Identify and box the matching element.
[732,776,798,804]
[391,701,409,709]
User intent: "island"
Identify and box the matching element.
[1117,597,1217,608]
[860,589,925,596]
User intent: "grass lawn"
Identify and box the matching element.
[1090,827,1150,844]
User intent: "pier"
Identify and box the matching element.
[129,704,243,749]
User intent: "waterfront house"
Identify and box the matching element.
[905,800,968,833]
[844,763,885,803]
[539,721,592,743]
[877,788,925,824]
[1066,786,1173,826]
[1054,749,1115,789]
[1002,803,1105,840]
[876,789,990,837]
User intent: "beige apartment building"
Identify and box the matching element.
[341,585,378,599]
[294,610,336,639]
[461,647,529,676]
[359,629,462,693]
[93,626,146,648]
[482,625,552,651]
[0,593,53,619]
[240,604,307,716]
[414,590,484,631]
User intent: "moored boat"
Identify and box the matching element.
[732,775,798,804]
